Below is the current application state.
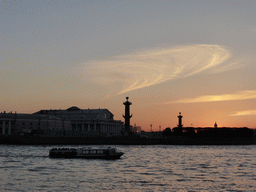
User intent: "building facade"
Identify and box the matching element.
[0,111,71,136]
[34,106,123,136]
[0,106,123,137]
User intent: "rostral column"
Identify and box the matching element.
[123,97,132,135]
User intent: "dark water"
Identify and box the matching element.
[0,145,255,191]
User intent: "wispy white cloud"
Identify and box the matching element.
[76,44,250,96]
[211,54,252,73]
[165,90,256,104]
[231,110,256,116]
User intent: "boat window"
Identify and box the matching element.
[90,150,97,154]
[83,150,89,154]
[97,150,103,154]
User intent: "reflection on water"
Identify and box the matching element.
[0,145,255,191]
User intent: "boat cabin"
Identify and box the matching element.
[77,147,116,155]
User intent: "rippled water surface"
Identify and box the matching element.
[0,145,256,191]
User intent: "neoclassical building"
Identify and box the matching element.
[0,112,70,136]
[0,106,124,137]
[34,106,124,137]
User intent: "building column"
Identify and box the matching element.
[102,124,105,132]
[100,124,103,133]
[88,124,90,131]
[8,121,11,135]
[98,124,101,133]
[82,124,84,132]
[2,121,5,135]
[94,124,96,131]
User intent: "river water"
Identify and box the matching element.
[0,145,255,191]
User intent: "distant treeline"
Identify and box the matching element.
[163,127,254,138]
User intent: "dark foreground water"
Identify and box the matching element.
[0,145,255,191]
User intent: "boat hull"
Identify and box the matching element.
[49,153,123,159]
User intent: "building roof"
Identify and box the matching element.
[67,106,81,111]
[33,107,115,121]
[34,107,113,115]
[0,113,62,121]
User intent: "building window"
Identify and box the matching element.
[84,124,88,131]
[77,124,82,131]
[72,124,76,131]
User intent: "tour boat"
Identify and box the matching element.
[49,147,124,159]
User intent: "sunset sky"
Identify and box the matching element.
[1,0,255,131]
